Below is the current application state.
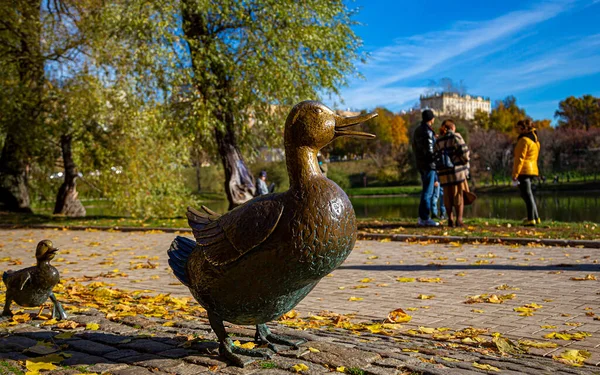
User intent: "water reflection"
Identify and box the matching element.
[351,192,600,223]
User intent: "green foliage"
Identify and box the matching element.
[327,167,351,190]
[555,95,600,130]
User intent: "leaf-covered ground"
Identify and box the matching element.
[1,212,598,240]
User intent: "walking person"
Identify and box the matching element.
[412,109,439,226]
[434,120,470,227]
[512,119,541,226]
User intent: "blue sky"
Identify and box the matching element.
[330,0,600,121]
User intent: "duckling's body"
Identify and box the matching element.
[168,101,376,366]
[2,240,67,320]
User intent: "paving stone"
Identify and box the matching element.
[110,366,156,375]
[160,362,210,375]
[183,354,229,369]
[104,349,142,360]
[0,336,37,352]
[0,351,29,361]
[159,347,195,358]
[67,339,118,355]
[87,362,130,374]
[121,338,175,353]
[294,341,381,368]
[61,350,110,366]
[119,353,165,365]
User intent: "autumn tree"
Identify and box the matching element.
[0,0,104,213]
[488,96,527,135]
[555,95,600,131]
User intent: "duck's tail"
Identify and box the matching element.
[167,236,196,287]
[2,271,7,284]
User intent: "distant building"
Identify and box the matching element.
[420,92,491,120]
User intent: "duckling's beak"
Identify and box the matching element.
[47,247,59,256]
[333,112,377,139]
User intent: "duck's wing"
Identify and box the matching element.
[188,199,284,267]
[3,269,32,291]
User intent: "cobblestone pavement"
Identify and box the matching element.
[1,228,600,374]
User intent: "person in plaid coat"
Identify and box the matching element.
[434,120,470,227]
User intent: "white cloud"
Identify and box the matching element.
[359,0,574,87]
[338,0,580,111]
[474,34,600,94]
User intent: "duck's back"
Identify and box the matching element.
[186,177,356,324]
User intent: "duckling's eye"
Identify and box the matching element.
[313,108,322,114]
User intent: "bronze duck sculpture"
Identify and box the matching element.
[2,240,67,320]
[168,101,376,366]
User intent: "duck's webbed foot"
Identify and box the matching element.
[208,312,272,367]
[255,323,305,352]
[49,292,67,321]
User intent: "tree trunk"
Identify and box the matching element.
[0,0,43,213]
[0,135,32,213]
[53,134,85,217]
[215,127,255,210]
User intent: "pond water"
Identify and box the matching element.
[74,191,599,223]
[351,192,600,223]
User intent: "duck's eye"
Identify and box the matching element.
[313,108,323,114]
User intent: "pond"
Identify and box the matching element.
[72,191,600,223]
[351,191,600,223]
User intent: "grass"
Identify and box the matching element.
[358,217,600,240]
[260,361,277,369]
[1,212,597,240]
[347,186,421,196]
[0,360,24,375]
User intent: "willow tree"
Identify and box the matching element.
[0,0,103,213]
[178,0,363,208]
[0,1,45,212]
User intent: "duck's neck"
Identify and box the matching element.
[286,147,323,190]
[36,260,51,268]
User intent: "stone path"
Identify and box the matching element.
[1,228,600,374]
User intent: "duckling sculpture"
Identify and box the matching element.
[2,240,67,320]
[168,101,376,366]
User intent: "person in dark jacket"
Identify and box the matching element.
[412,109,439,226]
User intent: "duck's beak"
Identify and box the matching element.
[333,112,377,139]
[47,247,59,255]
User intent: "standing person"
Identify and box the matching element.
[431,174,447,220]
[512,119,541,226]
[255,170,269,196]
[434,120,470,227]
[412,109,439,226]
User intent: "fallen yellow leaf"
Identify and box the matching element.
[292,363,309,373]
[86,323,100,330]
[417,294,434,299]
[386,308,412,323]
[553,349,591,367]
[472,362,500,372]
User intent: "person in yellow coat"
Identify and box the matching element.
[512,119,541,226]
